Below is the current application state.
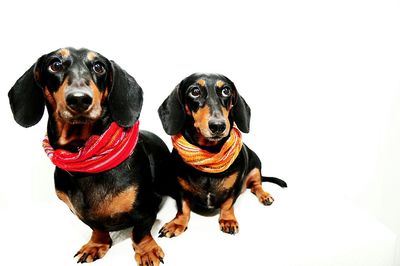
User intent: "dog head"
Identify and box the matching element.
[158,73,250,145]
[9,47,143,129]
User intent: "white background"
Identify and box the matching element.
[0,0,399,265]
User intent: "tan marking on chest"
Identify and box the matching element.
[221,172,238,190]
[178,177,196,193]
[94,186,137,217]
[56,190,81,218]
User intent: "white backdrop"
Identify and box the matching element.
[0,0,399,265]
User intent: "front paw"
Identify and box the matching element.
[134,247,165,266]
[219,219,239,235]
[74,242,111,263]
[158,220,187,238]
[133,235,165,266]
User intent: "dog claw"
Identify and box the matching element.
[158,225,179,238]
[158,227,166,238]
[77,253,89,263]
[158,229,175,238]
[74,239,110,263]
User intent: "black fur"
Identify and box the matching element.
[108,61,143,127]
[8,48,174,265]
[158,73,286,236]
[158,85,185,135]
[8,63,45,127]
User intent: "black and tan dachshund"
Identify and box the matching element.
[158,73,287,236]
[8,48,176,266]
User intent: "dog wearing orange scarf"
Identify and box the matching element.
[158,73,287,236]
[8,48,177,266]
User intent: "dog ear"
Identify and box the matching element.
[232,89,251,133]
[108,61,143,127]
[8,58,45,128]
[158,84,185,135]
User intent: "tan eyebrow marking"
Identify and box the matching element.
[57,48,70,58]
[86,51,98,61]
[216,80,225,88]
[196,79,206,87]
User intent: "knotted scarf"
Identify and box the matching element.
[43,121,139,173]
[172,127,242,173]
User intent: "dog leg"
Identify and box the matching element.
[132,233,164,266]
[246,168,274,205]
[219,197,239,234]
[74,229,112,263]
[158,199,190,238]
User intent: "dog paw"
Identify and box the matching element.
[158,221,187,238]
[259,192,274,206]
[219,219,239,235]
[74,242,111,263]
[134,238,165,266]
[134,249,164,266]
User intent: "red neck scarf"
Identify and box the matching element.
[43,121,140,174]
[172,127,243,173]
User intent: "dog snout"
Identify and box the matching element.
[65,89,93,113]
[208,120,226,135]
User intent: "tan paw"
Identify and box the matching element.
[258,192,274,206]
[219,219,239,235]
[158,220,187,238]
[133,236,165,266]
[74,242,111,263]
[134,248,165,266]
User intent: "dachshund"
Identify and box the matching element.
[8,48,177,266]
[157,73,286,237]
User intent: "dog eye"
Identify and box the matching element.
[93,62,106,75]
[221,87,232,97]
[189,87,201,98]
[49,59,63,73]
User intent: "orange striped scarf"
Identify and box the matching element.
[172,127,243,173]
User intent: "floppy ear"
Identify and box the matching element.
[108,61,143,127]
[158,85,185,135]
[232,91,251,133]
[8,61,45,128]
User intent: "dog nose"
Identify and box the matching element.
[209,120,226,134]
[66,91,93,112]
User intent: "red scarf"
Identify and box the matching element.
[43,121,140,174]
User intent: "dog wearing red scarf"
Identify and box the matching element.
[8,48,177,266]
[158,73,287,237]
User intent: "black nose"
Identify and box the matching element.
[209,120,226,134]
[66,92,93,112]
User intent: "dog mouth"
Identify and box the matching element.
[58,106,102,124]
[64,116,94,124]
[199,129,229,143]
[207,135,225,142]
[195,125,230,143]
